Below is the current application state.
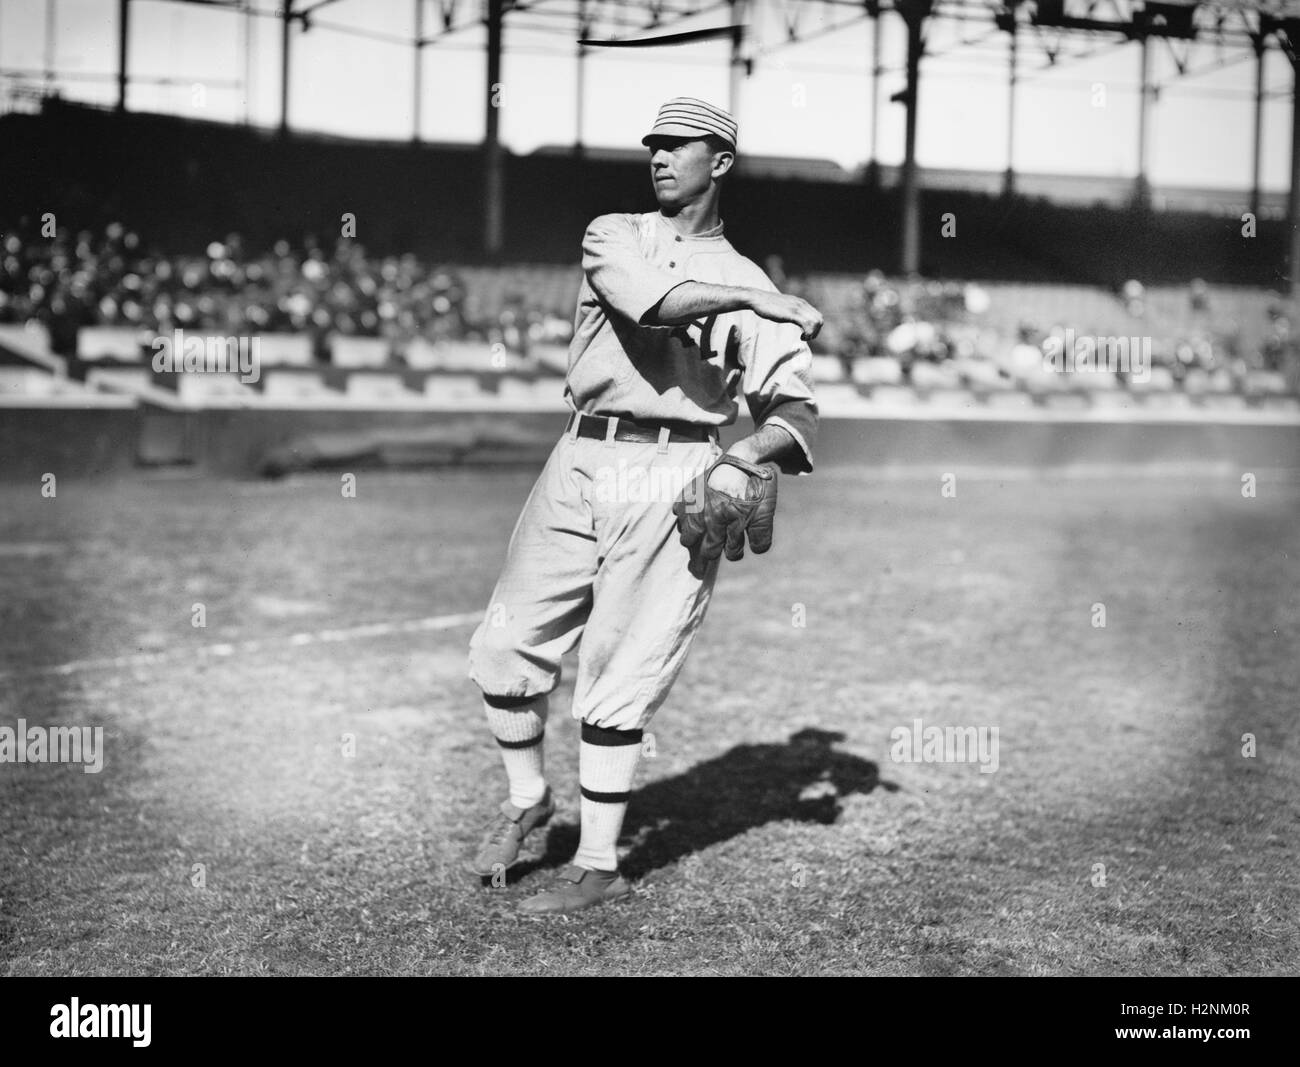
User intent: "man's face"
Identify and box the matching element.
[647,136,730,208]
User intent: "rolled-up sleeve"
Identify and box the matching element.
[740,316,819,474]
[581,214,683,326]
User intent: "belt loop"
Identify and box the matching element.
[568,411,582,440]
[604,415,618,447]
[657,426,670,454]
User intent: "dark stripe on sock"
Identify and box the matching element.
[495,734,543,750]
[580,722,643,747]
[581,786,631,804]
[483,692,540,710]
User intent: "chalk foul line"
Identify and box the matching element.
[0,612,484,680]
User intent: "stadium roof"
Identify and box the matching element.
[14,1,1300,285]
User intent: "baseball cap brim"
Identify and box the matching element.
[641,123,735,149]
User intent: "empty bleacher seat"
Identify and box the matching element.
[1245,370,1290,396]
[345,373,412,401]
[852,357,903,386]
[403,338,442,370]
[493,377,566,408]
[811,383,869,413]
[1071,369,1120,391]
[925,388,978,409]
[428,341,500,372]
[331,335,390,369]
[1205,369,1236,394]
[261,371,339,401]
[1259,395,1300,412]
[176,374,256,404]
[77,326,142,361]
[256,334,314,367]
[495,377,544,405]
[0,366,59,397]
[1018,367,1069,393]
[1042,392,1090,411]
[1129,366,1176,392]
[1088,390,1140,410]
[984,391,1035,410]
[810,355,845,383]
[528,378,565,406]
[423,374,489,403]
[910,361,962,390]
[1198,394,1248,412]
[0,322,52,355]
[1138,390,1194,410]
[863,385,919,406]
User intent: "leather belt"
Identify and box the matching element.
[566,411,716,444]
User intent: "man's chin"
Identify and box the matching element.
[654,187,682,210]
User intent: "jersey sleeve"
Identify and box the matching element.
[581,214,683,327]
[737,276,819,474]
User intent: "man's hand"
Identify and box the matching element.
[673,455,780,579]
[745,290,824,341]
[707,461,753,499]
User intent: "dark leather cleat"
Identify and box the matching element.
[517,863,630,915]
[464,788,555,878]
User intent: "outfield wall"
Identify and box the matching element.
[2,404,1297,481]
[814,411,1300,472]
[0,400,143,482]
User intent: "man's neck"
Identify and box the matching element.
[660,195,722,236]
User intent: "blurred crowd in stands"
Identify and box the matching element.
[775,258,1300,393]
[0,223,571,363]
[3,223,1298,395]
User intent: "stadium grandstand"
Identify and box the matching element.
[1,1,1298,477]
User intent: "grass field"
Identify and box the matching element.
[0,463,1296,976]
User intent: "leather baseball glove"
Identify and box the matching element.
[672,454,779,579]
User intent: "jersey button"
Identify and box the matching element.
[669,261,676,268]
[675,235,683,242]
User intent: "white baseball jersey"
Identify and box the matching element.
[566,211,819,472]
[469,209,818,729]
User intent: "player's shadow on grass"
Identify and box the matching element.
[513,727,897,882]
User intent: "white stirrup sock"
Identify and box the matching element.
[574,722,643,872]
[482,694,549,810]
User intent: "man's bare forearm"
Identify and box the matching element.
[726,423,799,467]
[642,282,824,340]
[642,282,756,326]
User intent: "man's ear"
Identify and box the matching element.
[712,150,735,181]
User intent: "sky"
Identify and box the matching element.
[0,0,1292,190]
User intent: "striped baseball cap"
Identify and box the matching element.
[641,97,738,151]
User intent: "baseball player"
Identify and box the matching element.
[464,97,822,914]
